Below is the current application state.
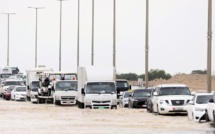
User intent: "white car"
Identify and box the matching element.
[119,91,131,108]
[11,86,27,101]
[205,92,215,123]
[152,84,193,115]
[187,93,213,122]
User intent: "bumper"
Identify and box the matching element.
[15,96,26,101]
[86,105,117,109]
[31,98,37,102]
[193,111,205,122]
[133,101,147,108]
[56,100,77,105]
[158,105,188,114]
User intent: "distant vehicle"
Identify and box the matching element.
[128,89,151,108]
[77,66,117,109]
[151,84,193,115]
[11,86,26,101]
[116,79,131,98]
[0,67,12,81]
[187,93,213,122]
[3,85,16,100]
[119,91,131,108]
[204,92,215,124]
[147,87,156,113]
[0,79,24,97]
[25,66,53,102]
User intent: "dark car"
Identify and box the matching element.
[116,79,131,99]
[146,88,156,113]
[128,89,151,108]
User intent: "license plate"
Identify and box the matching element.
[99,106,104,109]
[173,107,183,111]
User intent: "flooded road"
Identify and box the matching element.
[0,98,214,134]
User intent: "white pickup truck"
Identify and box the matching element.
[151,84,193,115]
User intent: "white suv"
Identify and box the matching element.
[152,84,193,115]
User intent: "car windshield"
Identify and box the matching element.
[159,87,191,96]
[116,81,128,88]
[124,92,131,98]
[55,81,77,91]
[196,95,213,104]
[16,87,26,92]
[32,81,39,88]
[86,82,116,94]
[133,90,151,97]
[31,88,38,92]
[4,81,23,86]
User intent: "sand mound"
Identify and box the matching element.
[130,74,215,91]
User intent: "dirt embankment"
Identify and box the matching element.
[129,74,215,91]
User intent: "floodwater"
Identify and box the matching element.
[0,98,214,134]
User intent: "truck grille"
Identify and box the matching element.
[171,100,184,106]
[92,101,110,103]
[61,96,75,100]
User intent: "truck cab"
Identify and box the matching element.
[77,66,117,109]
[116,79,131,98]
[52,80,77,105]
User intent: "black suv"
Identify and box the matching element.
[128,88,151,108]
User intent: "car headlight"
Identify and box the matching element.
[195,107,205,111]
[112,99,117,105]
[55,95,61,100]
[86,99,91,105]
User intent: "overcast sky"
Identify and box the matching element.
[0,0,214,75]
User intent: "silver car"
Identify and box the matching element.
[119,91,131,108]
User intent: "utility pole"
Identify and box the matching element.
[28,7,44,68]
[207,0,212,93]
[113,0,116,68]
[91,0,94,65]
[1,13,16,66]
[77,0,80,67]
[145,0,149,88]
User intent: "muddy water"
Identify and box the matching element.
[0,99,214,134]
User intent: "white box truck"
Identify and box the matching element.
[77,66,117,109]
[26,66,53,103]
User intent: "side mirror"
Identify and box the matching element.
[188,101,194,105]
[129,94,132,97]
[27,86,29,90]
[209,99,214,103]
[81,88,85,95]
[153,92,158,96]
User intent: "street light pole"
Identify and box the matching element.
[77,0,80,67]
[113,0,116,68]
[145,0,149,88]
[28,7,44,68]
[1,13,16,67]
[58,0,66,71]
[207,0,212,93]
[91,0,94,66]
